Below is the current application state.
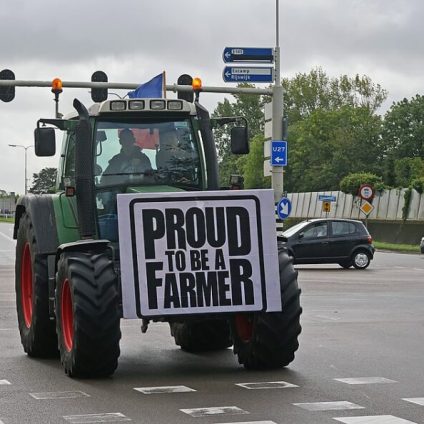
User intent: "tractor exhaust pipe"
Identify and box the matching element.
[73,98,96,239]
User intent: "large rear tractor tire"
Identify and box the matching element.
[170,320,232,352]
[56,252,121,378]
[231,249,302,369]
[15,213,58,357]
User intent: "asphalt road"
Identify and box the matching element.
[1,221,423,424]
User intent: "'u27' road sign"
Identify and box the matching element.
[223,66,274,83]
[223,47,274,63]
[270,140,287,166]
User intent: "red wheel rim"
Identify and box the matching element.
[21,243,33,328]
[61,279,74,352]
[234,314,253,343]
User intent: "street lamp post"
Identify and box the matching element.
[8,144,34,194]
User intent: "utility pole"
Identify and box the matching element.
[272,0,284,203]
[8,144,33,194]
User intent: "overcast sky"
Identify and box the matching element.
[1,0,423,194]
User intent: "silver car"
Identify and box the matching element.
[420,236,424,254]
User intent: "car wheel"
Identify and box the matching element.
[339,261,352,269]
[352,250,371,270]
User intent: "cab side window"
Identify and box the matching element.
[63,132,76,180]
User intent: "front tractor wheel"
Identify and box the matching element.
[15,213,57,357]
[231,249,302,370]
[56,252,121,378]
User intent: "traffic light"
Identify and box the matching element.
[91,71,108,103]
[177,74,194,103]
[0,69,15,102]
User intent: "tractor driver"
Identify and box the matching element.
[103,128,152,179]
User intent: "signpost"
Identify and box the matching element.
[222,66,274,83]
[222,47,274,63]
[322,201,331,213]
[270,140,287,166]
[277,197,291,220]
[318,194,337,202]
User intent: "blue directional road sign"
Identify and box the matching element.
[277,197,292,220]
[270,140,287,166]
[223,47,274,63]
[223,66,274,83]
[318,194,337,202]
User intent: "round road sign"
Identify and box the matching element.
[359,184,374,200]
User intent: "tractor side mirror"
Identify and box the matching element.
[230,126,249,154]
[34,127,56,156]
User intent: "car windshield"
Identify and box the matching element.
[282,221,310,238]
[95,118,202,189]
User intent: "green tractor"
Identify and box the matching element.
[13,78,302,377]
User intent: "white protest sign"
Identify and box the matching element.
[117,190,281,318]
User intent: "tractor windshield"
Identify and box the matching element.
[94,118,202,190]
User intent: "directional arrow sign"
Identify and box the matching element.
[277,197,292,220]
[223,66,274,83]
[270,140,287,166]
[223,47,274,63]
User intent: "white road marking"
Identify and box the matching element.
[333,415,417,424]
[180,406,249,418]
[402,398,424,406]
[0,329,14,331]
[0,380,11,385]
[215,422,276,424]
[30,390,90,400]
[334,377,397,385]
[63,413,131,423]
[293,401,364,411]
[0,231,14,243]
[134,385,196,394]
[236,381,298,390]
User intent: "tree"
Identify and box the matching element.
[238,135,270,189]
[212,84,265,186]
[340,172,385,196]
[382,94,424,159]
[282,67,387,124]
[392,157,424,188]
[29,167,57,194]
[285,106,384,192]
[212,69,387,191]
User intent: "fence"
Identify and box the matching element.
[287,189,424,221]
[286,189,424,244]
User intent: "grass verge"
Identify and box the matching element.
[0,217,14,223]
[374,240,420,253]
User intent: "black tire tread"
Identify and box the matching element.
[56,252,121,378]
[232,248,302,369]
[15,213,57,357]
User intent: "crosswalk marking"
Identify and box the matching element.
[63,413,131,423]
[134,385,195,394]
[236,381,298,390]
[402,398,424,406]
[333,415,417,423]
[0,380,11,385]
[30,391,90,400]
[293,401,364,411]
[180,406,249,418]
[334,377,397,385]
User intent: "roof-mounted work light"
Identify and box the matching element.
[51,78,63,118]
